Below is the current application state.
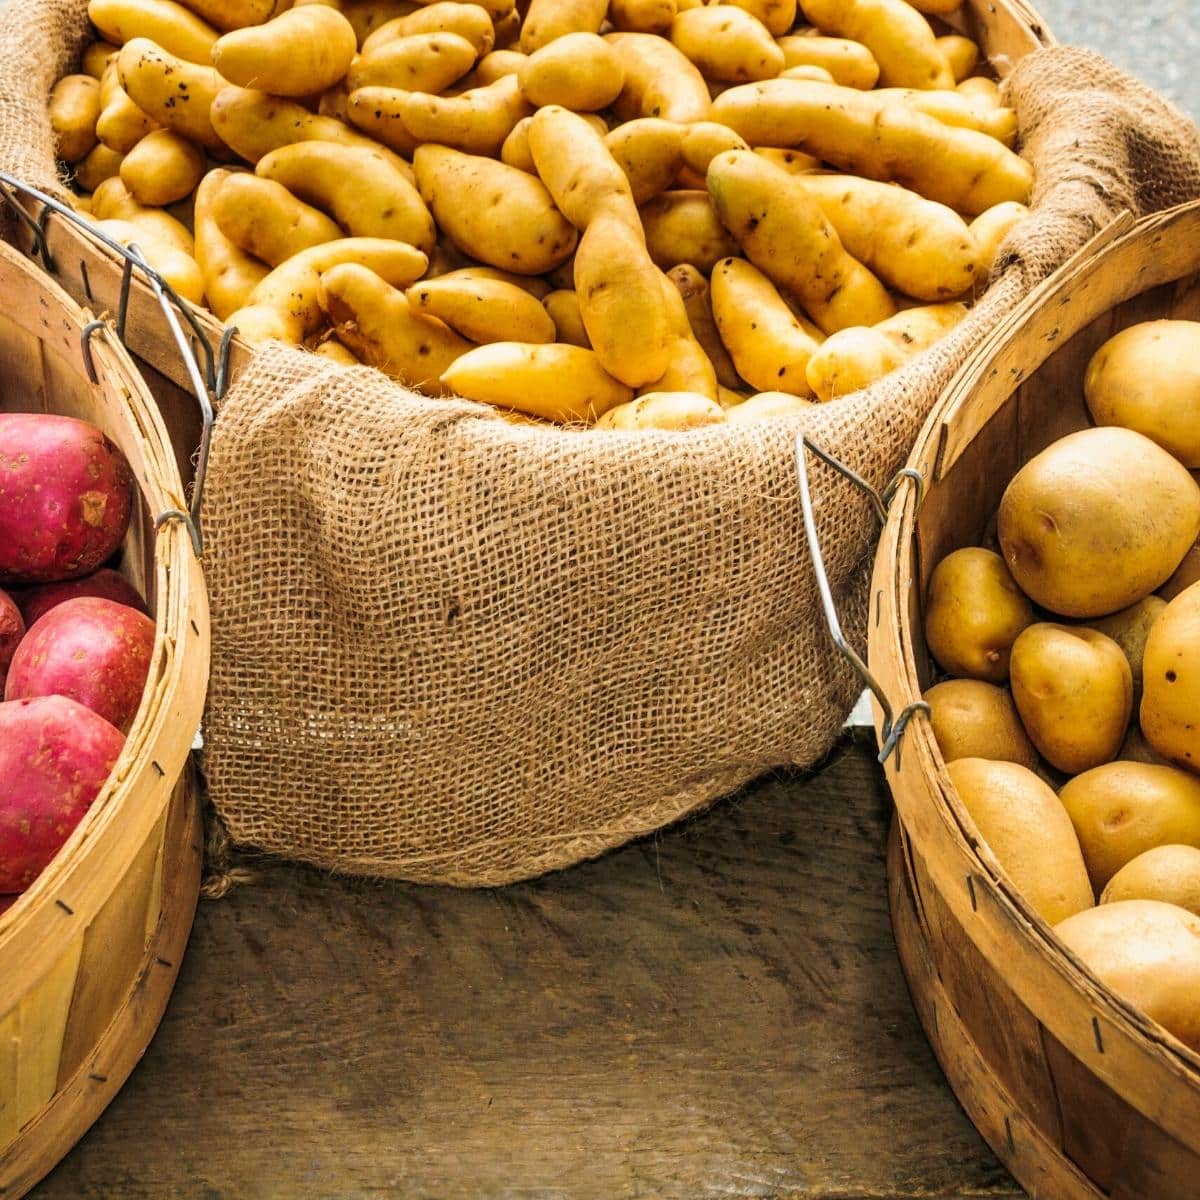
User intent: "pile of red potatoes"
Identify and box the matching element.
[0,413,153,907]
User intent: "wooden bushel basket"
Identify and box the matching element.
[866,201,1200,1199]
[0,239,209,1199]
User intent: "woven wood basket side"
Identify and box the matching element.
[869,201,1200,1200]
[0,240,209,1200]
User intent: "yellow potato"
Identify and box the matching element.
[605,31,711,123]
[257,141,436,253]
[640,190,739,273]
[213,174,342,266]
[119,129,205,206]
[313,337,360,365]
[998,427,1200,618]
[722,0,796,37]
[520,0,608,52]
[1085,321,1200,468]
[924,679,1039,769]
[709,256,822,396]
[87,0,219,63]
[518,33,624,111]
[413,144,577,274]
[1060,762,1200,890]
[596,391,725,430]
[907,0,966,12]
[49,75,101,166]
[475,49,527,84]
[958,75,1002,106]
[879,87,1018,147]
[193,167,270,321]
[805,302,966,400]
[1055,900,1200,1053]
[81,40,121,78]
[95,75,160,154]
[443,342,632,422]
[1090,596,1167,693]
[638,270,718,400]
[604,118,686,205]
[711,79,1033,216]
[90,177,194,250]
[212,6,356,96]
[798,0,953,89]
[405,276,556,344]
[779,64,835,84]
[1101,845,1200,917]
[93,216,205,301]
[970,201,1028,279]
[117,38,227,152]
[669,7,785,83]
[317,263,468,393]
[1142,582,1200,774]
[947,758,1094,925]
[542,289,591,348]
[1010,623,1132,776]
[718,385,750,408]
[176,0,276,29]
[229,239,427,343]
[924,547,1033,682]
[75,143,126,191]
[346,33,480,93]
[666,263,741,390]
[796,174,979,301]
[362,4,495,57]
[752,146,823,174]
[679,122,749,178]
[1160,538,1200,602]
[777,33,879,90]
[349,74,531,156]
[937,34,979,83]
[608,0,677,34]
[428,266,552,300]
[706,149,894,334]
[725,391,814,421]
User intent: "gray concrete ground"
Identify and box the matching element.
[1036,0,1198,117]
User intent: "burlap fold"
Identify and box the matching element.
[1,3,1197,884]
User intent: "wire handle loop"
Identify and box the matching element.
[0,169,217,557]
[795,433,929,768]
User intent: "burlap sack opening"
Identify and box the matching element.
[1,3,1198,884]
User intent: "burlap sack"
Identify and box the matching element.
[1,1,1198,884]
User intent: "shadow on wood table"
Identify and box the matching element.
[34,738,1021,1200]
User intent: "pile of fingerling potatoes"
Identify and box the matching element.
[48,0,1032,428]
[923,320,1200,1053]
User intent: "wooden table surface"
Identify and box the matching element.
[33,738,1021,1200]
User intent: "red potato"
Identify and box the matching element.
[5,597,156,733]
[18,568,146,628]
[0,413,133,585]
[0,587,23,687]
[0,694,125,893]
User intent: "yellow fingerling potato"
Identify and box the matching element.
[958,76,1003,106]
[193,168,270,320]
[50,75,101,164]
[75,143,126,191]
[596,391,725,430]
[520,0,608,53]
[405,276,556,344]
[213,6,356,96]
[505,112,611,173]
[722,0,796,37]
[798,0,954,89]
[229,238,428,344]
[726,391,815,422]
[640,190,739,273]
[777,33,880,90]
[710,256,822,396]
[879,87,1018,146]
[444,342,631,422]
[95,74,160,153]
[937,34,979,82]
[669,7,784,84]
[796,174,980,301]
[476,50,527,84]
[542,289,591,347]
[257,141,436,253]
[94,216,206,302]
[73,193,94,214]
[753,146,823,174]
[336,2,423,48]
[605,31,711,123]
[181,0,276,29]
[81,40,120,78]
[605,118,685,204]
[779,65,835,83]
[638,269,718,400]
[87,0,219,63]
[118,129,204,205]
[680,122,749,178]
[214,174,343,265]
[413,144,577,274]
[970,200,1027,277]
[117,38,227,152]
[319,263,469,393]
[347,33,480,93]
[667,263,741,390]
[707,149,894,334]
[609,0,677,34]
[805,302,966,400]
[908,0,967,12]
[433,266,552,299]
[350,74,531,156]
[90,176,195,250]
[711,79,1033,215]
[313,337,360,365]
[362,4,495,57]
[518,33,624,111]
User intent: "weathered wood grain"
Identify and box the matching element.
[30,742,1018,1200]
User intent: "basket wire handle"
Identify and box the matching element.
[0,170,217,557]
[795,433,928,768]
